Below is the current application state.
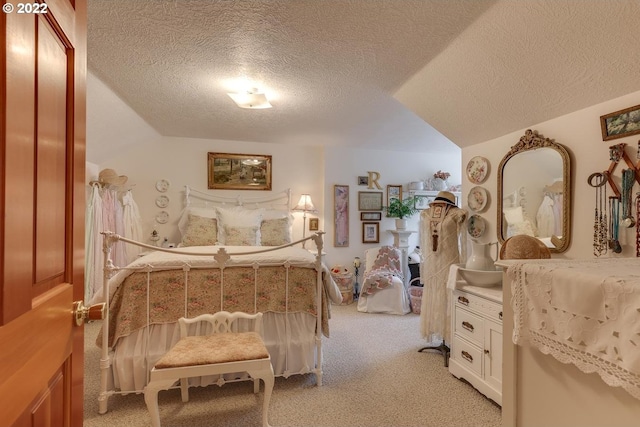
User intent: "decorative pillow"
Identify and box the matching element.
[507,219,536,238]
[181,215,218,246]
[215,206,264,244]
[503,206,524,225]
[178,207,216,237]
[261,217,292,246]
[224,225,260,246]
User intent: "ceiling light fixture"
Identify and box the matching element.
[227,88,272,109]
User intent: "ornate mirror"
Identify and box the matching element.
[497,129,571,253]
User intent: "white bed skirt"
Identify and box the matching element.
[104,311,319,392]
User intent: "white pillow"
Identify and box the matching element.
[507,219,536,237]
[215,206,264,244]
[178,207,216,237]
[503,206,524,225]
[261,209,289,220]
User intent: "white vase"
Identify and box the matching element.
[395,218,408,230]
[466,241,498,271]
[432,178,447,191]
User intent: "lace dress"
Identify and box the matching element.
[419,204,467,343]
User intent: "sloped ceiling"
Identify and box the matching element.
[87,0,640,155]
[395,0,640,147]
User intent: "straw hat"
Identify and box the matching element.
[98,168,128,187]
[430,190,457,206]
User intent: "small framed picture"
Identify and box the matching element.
[600,104,640,141]
[361,212,382,221]
[387,185,402,206]
[358,191,383,211]
[309,218,319,231]
[362,222,379,243]
[414,194,433,210]
[358,176,369,186]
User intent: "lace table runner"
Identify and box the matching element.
[508,258,640,400]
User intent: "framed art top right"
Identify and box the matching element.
[600,104,640,141]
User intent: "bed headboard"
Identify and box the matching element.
[184,185,292,212]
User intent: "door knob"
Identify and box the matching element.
[73,300,105,326]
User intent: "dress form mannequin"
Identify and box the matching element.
[418,191,467,365]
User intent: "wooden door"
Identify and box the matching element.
[1,0,86,425]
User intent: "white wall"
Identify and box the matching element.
[323,146,461,270]
[99,138,462,271]
[100,136,323,248]
[90,72,463,273]
[462,89,640,259]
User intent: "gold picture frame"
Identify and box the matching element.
[387,185,402,206]
[309,218,319,231]
[362,222,379,243]
[207,152,272,190]
[334,185,349,247]
[358,191,383,211]
[600,104,640,141]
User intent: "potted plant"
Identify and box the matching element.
[384,197,419,230]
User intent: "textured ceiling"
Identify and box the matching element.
[395,0,640,147]
[87,0,640,154]
[87,0,496,153]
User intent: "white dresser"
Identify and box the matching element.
[449,283,502,405]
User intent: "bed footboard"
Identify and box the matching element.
[97,231,328,414]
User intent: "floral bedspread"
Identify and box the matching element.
[99,247,339,348]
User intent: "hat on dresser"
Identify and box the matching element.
[98,168,128,187]
[430,190,456,206]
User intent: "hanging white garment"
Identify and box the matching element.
[553,193,563,236]
[419,205,467,344]
[536,195,555,238]
[85,184,103,302]
[102,189,127,267]
[122,190,144,263]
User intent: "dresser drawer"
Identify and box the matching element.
[454,290,503,324]
[452,335,482,376]
[454,306,483,346]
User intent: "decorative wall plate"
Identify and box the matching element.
[467,186,488,213]
[467,214,486,239]
[155,179,170,192]
[155,195,170,208]
[155,210,169,224]
[466,156,489,184]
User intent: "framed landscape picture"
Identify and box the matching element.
[207,152,272,190]
[600,104,640,141]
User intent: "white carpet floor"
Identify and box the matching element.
[83,302,502,427]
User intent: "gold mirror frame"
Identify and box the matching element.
[497,129,571,253]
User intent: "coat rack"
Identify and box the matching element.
[602,143,640,198]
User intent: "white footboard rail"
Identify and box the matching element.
[97,231,326,415]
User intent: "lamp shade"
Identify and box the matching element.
[293,194,317,213]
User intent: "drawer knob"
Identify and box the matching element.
[462,321,474,332]
[499,311,503,320]
[458,296,469,306]
[461,350,474,363]
[484,349,490,355]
